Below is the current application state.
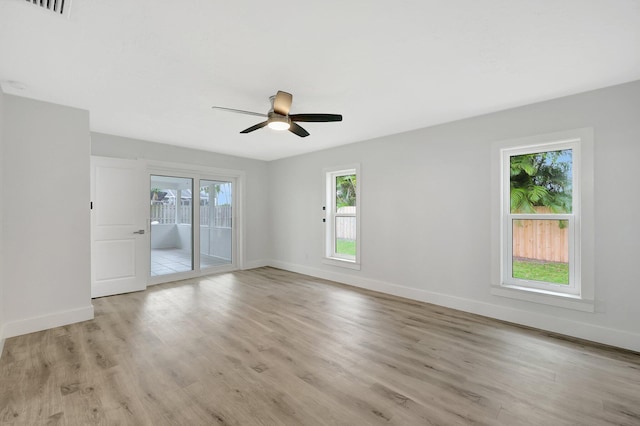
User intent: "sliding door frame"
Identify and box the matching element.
[146,160,245,286]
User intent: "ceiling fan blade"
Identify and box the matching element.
[212,106,267,117]
[273,91,293,115]
[289,122,310,138]
[289,113,343,122]
[240,121,269,134]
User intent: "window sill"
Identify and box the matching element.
[491,284,594,312]
[322,257,361,270]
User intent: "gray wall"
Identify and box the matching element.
[91,133,270,267]
[0,88,5,349]
[2,94,92,337]
[268,80,640,351]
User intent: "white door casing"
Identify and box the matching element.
[91,156,148,297]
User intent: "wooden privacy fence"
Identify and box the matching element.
[150,204,232,227]
[512,217,568,263]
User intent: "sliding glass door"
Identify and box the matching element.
[199,180,233,270]
[150,175,194,277]
[149,172,236,283]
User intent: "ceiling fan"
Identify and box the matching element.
[212,90,342,138]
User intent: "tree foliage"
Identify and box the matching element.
[336,175,356,208]
[510,150,572,214]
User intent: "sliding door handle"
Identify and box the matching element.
[133,229,145,234]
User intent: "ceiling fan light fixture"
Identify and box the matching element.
[267,115,290,131]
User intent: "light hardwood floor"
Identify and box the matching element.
[1,267,639,425]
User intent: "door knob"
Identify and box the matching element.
[133,229,145,234]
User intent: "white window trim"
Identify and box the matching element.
[502,140,580,296]
[491,128,594,312]
[323,164,361,270]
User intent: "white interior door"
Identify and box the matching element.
[91,156,148,298]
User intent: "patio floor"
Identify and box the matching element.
[151,248,231,276]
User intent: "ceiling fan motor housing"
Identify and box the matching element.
[268,111,291,125]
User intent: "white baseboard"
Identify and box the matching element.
[243,259,270,270]
[2,305,94,339]
[268,260,640,353]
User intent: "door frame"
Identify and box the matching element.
[146,160,245,286]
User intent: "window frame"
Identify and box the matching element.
[323,164,361,270]
[490,128,594,312]
[502,141,580,295]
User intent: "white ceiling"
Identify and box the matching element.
[1,0,639,161]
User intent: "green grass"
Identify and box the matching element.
[336,239,356,256]
[513,259,569,284]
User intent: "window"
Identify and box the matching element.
[491,128,594,311]
[324,165,360,269]
[503,144,578,295]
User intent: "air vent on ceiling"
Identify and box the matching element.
[24,0,69,16]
